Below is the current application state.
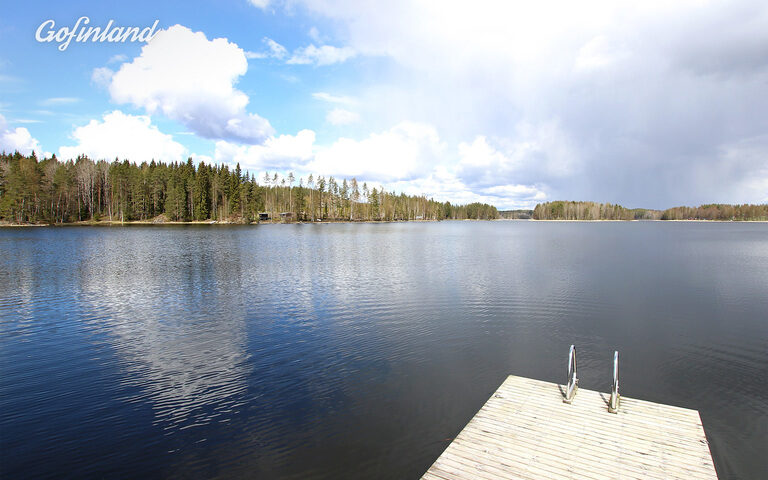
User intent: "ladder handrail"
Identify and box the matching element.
[609,350,620,413]
[564,344,578,403]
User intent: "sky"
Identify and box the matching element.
[1,0,767,209]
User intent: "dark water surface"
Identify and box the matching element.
[1,222,766,479]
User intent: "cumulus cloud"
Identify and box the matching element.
[0,113,43,155]
[59,111,186,163]
[217,122,443,182]
[287,44,356,65]
[308,122,443,182]
[388,166,547,210]
[105,25,274,144]
[326,108,360,125]
[214,129,315,171]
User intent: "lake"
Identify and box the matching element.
[1,221,766,479]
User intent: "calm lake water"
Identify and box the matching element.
[1,221,766,479]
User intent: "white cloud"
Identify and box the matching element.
[217,122,444,183]
[248,0,270,8]
[312,92,355,105]
[387,166,547,210]
[91,67,114,88]
[386,173,548,210]
[308,27,322,43]
[246,38,287,60]
[106,25,274,144]
[309,122,442,182]
[279,73,300,83]
[107,54,128,64]
[287,44,356,65]
[190,152,213,164]
[264,38,287,59]
[39,97,80,106]
[326,108,360,125]
[457,121,579,189]
[215,130,316,171]
[481,184,547,203]
[293,0,612,67]
[59,111,187,163]
[0,113,43,155]
[573,35,629,73]
[458,136,510,170]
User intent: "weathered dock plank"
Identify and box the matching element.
[422,375,717,479]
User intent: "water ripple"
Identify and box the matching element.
[1,222,767,478]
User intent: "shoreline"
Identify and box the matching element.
[3,218,768,227]
[0,218,447,227]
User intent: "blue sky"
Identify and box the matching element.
[2,0,768,209]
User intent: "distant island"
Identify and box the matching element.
[0,151,498,225]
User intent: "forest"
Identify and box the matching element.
[532,201,768,221]
[659,204,768,221]
[0,151,499,224]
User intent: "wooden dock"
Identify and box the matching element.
[422,375,717,479]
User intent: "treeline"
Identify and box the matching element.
[660,204,768,221]
[0,151,498,224]
[532,201,655,220]
[533,201,768,221]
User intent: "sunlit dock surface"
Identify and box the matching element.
[422,375,717,480]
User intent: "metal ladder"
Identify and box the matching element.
[563,345,620,413]
[609,350,620,413]
[564,344,578,403]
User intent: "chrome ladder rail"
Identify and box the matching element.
[564,344,578,403]
[609,350,620,413]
